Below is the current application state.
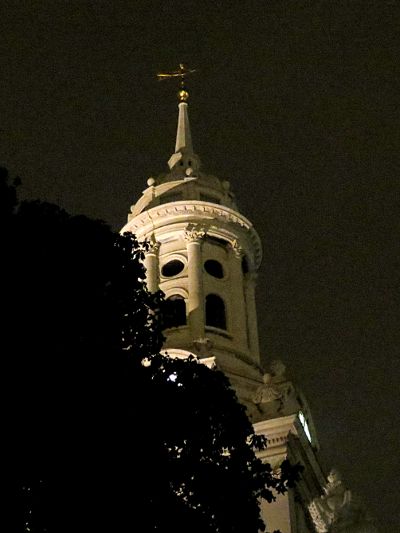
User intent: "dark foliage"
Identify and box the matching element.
[1,167,301,533]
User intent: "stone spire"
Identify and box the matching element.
[174,99,193,154]
[168,95,200,175]
[157,64,200,175]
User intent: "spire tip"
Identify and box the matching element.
[156,63,196,102]
[178,88,189,102]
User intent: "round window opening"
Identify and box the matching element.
[161,259,185,277]
[204,259,224,279]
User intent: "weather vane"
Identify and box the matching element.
[156,63,196,102]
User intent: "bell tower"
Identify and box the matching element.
[121,82,264,406]
[121,76,328,533]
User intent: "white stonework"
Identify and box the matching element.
[308,470,378,533]
[121,96,374,533]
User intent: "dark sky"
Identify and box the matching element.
[1,1,399,531]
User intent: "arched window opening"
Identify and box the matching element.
[205,235,227,248]
[205,294,226,330]
[204,259,224,279]
[163,295,186,329]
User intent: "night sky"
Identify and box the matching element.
[1,1,399,531]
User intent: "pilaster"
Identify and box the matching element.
[229,241,248,352]
[143,240,160,293]
[184,224,206,339]
[244,271,260,363]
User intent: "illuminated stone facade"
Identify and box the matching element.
[121,97,375,533]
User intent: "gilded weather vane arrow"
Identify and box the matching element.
[156,63,197,101]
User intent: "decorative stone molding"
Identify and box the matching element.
[192,337,214,357]
[163,287,188,300]
[160,348,216,369]
[266,434,289,446]
[184,223,207,243]
[121,201,263,270]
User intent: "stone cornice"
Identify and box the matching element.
[121,201,262,269]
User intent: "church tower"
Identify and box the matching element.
[122,75,266,406]
[121,75,374,533]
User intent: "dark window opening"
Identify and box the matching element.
[205,294,226,330]
[161,259,185,277]
[241,256,249,274]
[188,160,192,166]
[180,161,184,166]
[205,235,228,248]
[204,259,224,279]
[163,295,186,329]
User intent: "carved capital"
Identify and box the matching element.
[231,239,244,258]
[147,241,160,254]
[184,223,206,243]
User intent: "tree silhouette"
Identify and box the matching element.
[2,167,301,533]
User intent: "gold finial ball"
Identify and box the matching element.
[178,89,189,102]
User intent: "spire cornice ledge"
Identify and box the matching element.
[121,201,262,270]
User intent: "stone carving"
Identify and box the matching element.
[231,239,244,258]
[308,469,378,533]
[252,360,291,409]
[192,337,213,357]
[184,223,206,243]
[252,374,283,404]
[270,359,286,379]
[147,235,160,254]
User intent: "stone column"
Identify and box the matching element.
[143,240,160,293]
[230,240,248,351]
[184,224,205,340]
[244,272,260,362]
